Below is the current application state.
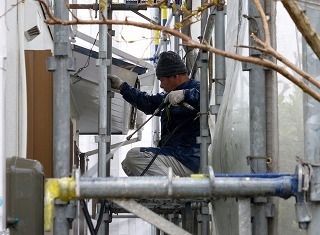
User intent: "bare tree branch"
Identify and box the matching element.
[37,0,320,102]
[0,0,23,19]
[250,32,320,89]
[252,0,271,45]
[296,0,320,9]
[281,0,320,60]
[250,0,320,89]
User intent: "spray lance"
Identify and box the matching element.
[126,101,167,140]
[106,99,169,162]
[126,94,196,141]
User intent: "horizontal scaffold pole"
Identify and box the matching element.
[44,168,302,230]
[77,173,297,200]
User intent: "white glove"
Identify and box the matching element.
[108,74,123,90]
[164,90,185,106]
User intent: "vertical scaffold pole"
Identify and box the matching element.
[199,2,211,234]
[161,6,169,51]
[174,6,180,52]
[302,3,320,234]
[214,8,226,110]
[264,0,279,234]
[152,7,161,147]
[97,1,110,234]
[52,0,72,234]
[198,0,210,174]
[199,50,209,174]
[247,0,268,234]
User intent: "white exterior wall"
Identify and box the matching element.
[5,0,20,160]
[3,0,53,231]
[0,0,7,232]
[5,0,54,159]
[24,0,54,51]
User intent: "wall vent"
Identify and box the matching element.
[24,1,41,42]
[25,25,41,41]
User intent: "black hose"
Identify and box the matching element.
[80,199,108,235]
[94,200,106,234]
[80,199,96,235]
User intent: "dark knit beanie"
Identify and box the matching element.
[156,51,188,78]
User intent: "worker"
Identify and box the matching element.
[108,51,200,176]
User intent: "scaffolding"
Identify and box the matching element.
[3,0,319,235]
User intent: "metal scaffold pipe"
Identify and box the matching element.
[302,3,320,233]
[50,0,74,234]
[77,174,297,199]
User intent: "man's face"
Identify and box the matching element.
[159,76,176,92]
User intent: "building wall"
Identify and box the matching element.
[5,0,54,161]
[5,0,20,160]
[0,0,7,230]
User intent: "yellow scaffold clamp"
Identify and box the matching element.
[44,177,76,231]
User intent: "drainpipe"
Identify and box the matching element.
[0,0,7,231]
[18,0,27,159]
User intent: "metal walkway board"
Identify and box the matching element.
[112,199,192,235]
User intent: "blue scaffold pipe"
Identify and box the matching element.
[215,173,295,178]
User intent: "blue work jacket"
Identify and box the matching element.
[120,79,200,173]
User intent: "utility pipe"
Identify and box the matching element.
[18,0,27,159]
